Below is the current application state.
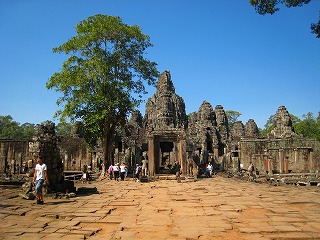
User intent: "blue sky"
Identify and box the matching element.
[1,0,319,129]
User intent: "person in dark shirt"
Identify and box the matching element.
[174,161,181,183]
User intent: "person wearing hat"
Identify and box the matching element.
[113,163,120,181]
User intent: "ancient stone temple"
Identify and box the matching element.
[144,70,187,175]
[186,101,229,163]
[111,71,319,176]
[0,71,319,178]
[239,107,319,174]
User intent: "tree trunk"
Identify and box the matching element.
[102,122,116,169]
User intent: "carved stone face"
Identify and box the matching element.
[245,119,258,137]
[198,101,214,121]
[144,71,186,130]
[271,106,296,138]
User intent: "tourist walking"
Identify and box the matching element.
[32,156,49,204]
[134,164,141,182]
[205,163,213,177]
[120,163,127,181]
[113,163,120,181]
[108,164,114,180]
[15,163,20,174]
[174,161,182,183]
[82,164,88,183]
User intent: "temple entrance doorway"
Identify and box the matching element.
[147,132,186,176]
[159,141,174,173]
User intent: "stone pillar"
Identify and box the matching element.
[285,158,289,174]
[310,150,314,172]
[294,149,298,163]
[179,139,187,175]
[214,147,219,162]
[0,143,5,173]
[233,157,240,171]
[268,159,273,175]
[148,137,155,176]
[279,149,284,173]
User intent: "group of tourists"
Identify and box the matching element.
[5,159,35,176]
[107,162,130,181]
[106,158,149,182]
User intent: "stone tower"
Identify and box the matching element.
[145,70,187,131]
[244,119,259,138]
[194,101,219,161]
[271,106,296,138]
[144,70,187,175]
[215,105,229,148]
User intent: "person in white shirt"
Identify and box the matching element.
[113,163,120,181]
[206,163,213,177]
[120,163,127,181]
[32,156,49,204]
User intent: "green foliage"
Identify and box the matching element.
[225,110,242,130]
[46,15,158,163]
[0,115,35,140]
[249,0,311,15]
[259,113,300,136]
[249,0,319,38]
[259,112,320,140]
[258,114,273,136]
[0,115,20,139]
[40,120,55,126]
[293,112,320,140]
[311,14,320,38]
[56,122,73,137]
[20,122,36,139]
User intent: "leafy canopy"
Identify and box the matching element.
[225,110,242,130]
[249,0,320,38]
[0,115,35,140]
[258,112,320,140]
[47,14,158,148]
[294,112,320,140]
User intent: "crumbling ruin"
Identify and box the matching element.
[0,71,319,180]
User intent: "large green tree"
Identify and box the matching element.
[294,112,320,140]
[249,0,320,38]
[0,115,35,140]
[55,122,73,138]
[47,15,158,168]
[0,115,21,139]
[225,110,242,130]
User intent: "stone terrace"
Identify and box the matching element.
[1,176,320,240]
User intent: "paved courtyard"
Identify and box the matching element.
[0,175,320,240]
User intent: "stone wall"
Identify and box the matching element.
[0,140,29,174]
[239,138,320,174]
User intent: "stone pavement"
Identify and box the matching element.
[1,176,320,240]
